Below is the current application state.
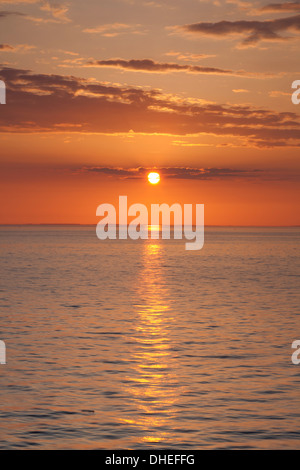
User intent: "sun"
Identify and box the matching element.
[148,172,160,185]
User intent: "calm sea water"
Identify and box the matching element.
[0,226,299,449]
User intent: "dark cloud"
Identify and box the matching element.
[178,14,300,46]
[260,2,300,13]
[82,166,262,180]
[0,66,300,147]
[0,10,24,19]
[0,5,69,24]
[248,139,300,148]
[87,58,245,77]
[0,44,14,50]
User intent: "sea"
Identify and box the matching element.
[0,226,299,449]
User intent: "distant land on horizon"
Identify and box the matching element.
[0,224,299,228]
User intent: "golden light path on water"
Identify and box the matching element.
[119,241,183,446]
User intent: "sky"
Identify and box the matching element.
[0,0,299,225]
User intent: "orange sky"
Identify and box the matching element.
[0,0,300,225]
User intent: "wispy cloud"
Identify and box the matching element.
[225,0,253,10]
[0,10,24,18]
[86,58,267,77]
[0,2,71,24]
[174,14,300,47]
[83,23,145,37]
[0,0,39,2]
[0,66,299,148]
[81,166,263,181]
[164,51,216,61]
[260,2,300,13]
[0,0,38,3]
[232,88,250,93]
[39,2,71,23]
[0,43,14,50]
[0,43,35,52]
[269,90,291,97]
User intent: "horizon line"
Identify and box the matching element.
[0,224,299,228]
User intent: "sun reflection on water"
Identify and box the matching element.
[120,241,182,446]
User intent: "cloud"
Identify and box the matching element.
[0,0,38,3]
[0,2,71,24]
[172,140,213,147]
[0,66,300,148]
[83,23,145,37]
[225,0,253,10]
[39,2,71,23]
[232,88,249,93]
[175,14,300,47]
[81,165,299,181]
[269,90,291,97]
[0,43,35,52]
[86,58,263,77]
[164,51,216,61]
[120,0,176,8]
[260,2,300,13]
[0,10,24,18]
[0,43,14,50]
[81,166,262,181]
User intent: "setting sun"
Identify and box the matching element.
[148,172,160,185]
